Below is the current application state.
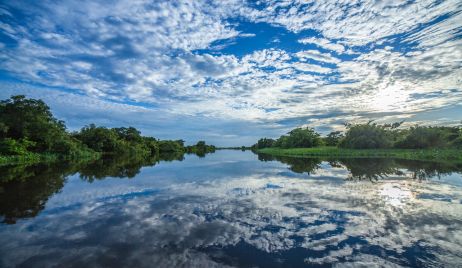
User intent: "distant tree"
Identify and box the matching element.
[281,127,322,148]
[158,140,184,153]
[324,131,344,146]
[113,127,143,143]
[185,140,216,156]
[196,141,206,148]
[143,136,160,155]
[452,127,462,148]
[175,139,185,147]
[273,135,289,148]
[339,122,394,149]
[253,138,275,149]
[395,126,458,149]
[73,124,122,153]
[254,121,461,151]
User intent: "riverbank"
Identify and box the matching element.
[0,152,101,166]
[257,147,462,162]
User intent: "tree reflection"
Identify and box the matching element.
[78,154,158,181]
[340,158,403,182]
[0,162,77,224]
[2,152,462,225]
[341,158,462,182]
[257,153,462,182]
[277,157,321,174]
[0,152,186,224]
[160,151,185,162]
[397,160,462,181]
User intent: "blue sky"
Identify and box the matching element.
[0,0,461,146]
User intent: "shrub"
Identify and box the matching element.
[0,138,35,156]
[339,123,394,149]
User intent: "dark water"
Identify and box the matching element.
[1,150,462,267]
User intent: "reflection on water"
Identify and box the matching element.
[1,150,462,267]
[259,153,462,182]
[0,153,184,224]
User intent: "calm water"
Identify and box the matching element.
[1,150,462,267]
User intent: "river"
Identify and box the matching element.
[1,150,462,267]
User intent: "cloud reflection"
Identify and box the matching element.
[1,155,462,267]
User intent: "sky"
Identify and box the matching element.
[0,0,461,146]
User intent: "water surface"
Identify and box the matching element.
[1,150,462,267]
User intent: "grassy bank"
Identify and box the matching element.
[257,147,462,162]
[0,151,101,166]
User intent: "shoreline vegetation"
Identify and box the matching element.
[257,147,462,163]
[217,146,251,150]
[0,95,215,166]
[2,95,461,166]
[253,121,462,163]
[0,151,101,166]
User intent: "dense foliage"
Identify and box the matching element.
[253,127,321,149]
[72,124,161,156]
[254,122,462,150]
[254,138,275,149]
[185,141,216,157]
[394,126,461,149]
[0,95,93,158]
[323,131,344,146]
[0,95,215,161]
[339,123,397,149]
[341,123,462,149]
[158,140,185,153]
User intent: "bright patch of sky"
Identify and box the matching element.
[0,0,461,146]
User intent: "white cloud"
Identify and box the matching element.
[298,37,346,54]
[0,0,461,139]
[292,62,332,74]
[242,0,462,46]
[239,33,256,37]
[242,48,291,69]
[295,50,341,64]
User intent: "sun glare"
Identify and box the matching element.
[379,183,413,207]
[370,84,409,112]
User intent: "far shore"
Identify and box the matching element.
[257,147,462,163]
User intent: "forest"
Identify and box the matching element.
[0,95,215,164]
[253,122,462,150]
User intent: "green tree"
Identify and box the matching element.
[0,138,35,156]
[0,95,67,152]
[324,131,344,146]
[0,95,91,156]
[143,136,160,155]
[395,126,457,149]
[185,141,216,156]
[0,95,216,161]
[339,123,394,149]
[273,135,289,148]
[73,124,122,153]
[253,138,275,149]
[113,127,143,143]
[158,140,184,153]
[279,127,322,148]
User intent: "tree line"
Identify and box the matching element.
[253,121,462,150]
[0,95,215,160]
